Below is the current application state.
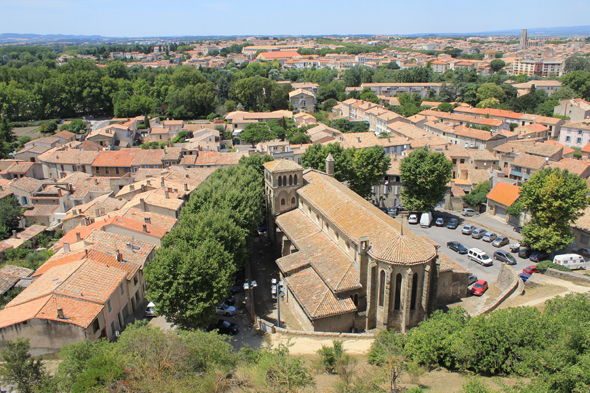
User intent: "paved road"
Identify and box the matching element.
[404,217,532,284]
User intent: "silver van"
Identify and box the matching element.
[462,208,478,217]
[468,248,492,266]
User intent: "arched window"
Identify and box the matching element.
[379,270,386,307]
[294,174,298,185]
[410,273,419,310]
[289,175,293,185]
[278,176,282,187]
[291,197,296,205]
[281,198,286,206]
[325,222,329,231]
[394,274,402,310]
[335,231,339,240]
[283,175,287,186]
[346,240,350,250]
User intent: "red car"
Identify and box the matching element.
[471,280,488,296]
[523,265,539,275]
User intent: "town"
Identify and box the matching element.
[1,18,590,393]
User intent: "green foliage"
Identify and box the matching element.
[240,122,275,145]
[462,181,490,207]
[400,147,452,212]
[574,147,583,159]
[437,102,454,112]
[0,338,50,393]
[39,120,58,134]
[317,341,344,374]
[232,76,290,112]
[460,378,493,393]
[0,286,23,309]
[536,259,571,272]
[58,119,87,134]
[519,167,590,252]
[140,141,168,149]
[0,197,24,240]
[490,59,506,72]
[562,70,590,100]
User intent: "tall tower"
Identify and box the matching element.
[520,29,528,49]
[263,159,304,244]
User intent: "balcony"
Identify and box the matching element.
[510,170,523,179]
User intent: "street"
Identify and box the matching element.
[402,212,531,284]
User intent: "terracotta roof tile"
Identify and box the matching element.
[486,182,520,207]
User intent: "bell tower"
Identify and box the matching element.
[263,159,304,244]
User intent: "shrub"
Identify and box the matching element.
[317,340,344,374]
[536,259,572,272]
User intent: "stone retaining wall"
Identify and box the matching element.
[256,317,375,340]
[473,264,520,317]
[543,268,590,285]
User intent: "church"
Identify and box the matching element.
[263,156,450,333]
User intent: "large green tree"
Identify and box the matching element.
[399,147,452,212]
[519,167,590,252]
[0,197,24,240]
[0,338,51,393]
[562,70,590,100]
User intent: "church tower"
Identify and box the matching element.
[263,159,304,244]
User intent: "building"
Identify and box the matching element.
[289,89,316,113]
[511,59,563,78]
[559,120,590,148]
[361,83,443,99]
[424,123,507,151]
[264,158,442,333]
[486,182,521,220]
[554,99,590,122]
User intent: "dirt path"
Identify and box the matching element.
[269,333,373,355]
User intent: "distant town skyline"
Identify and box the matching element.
[1,0,590,38]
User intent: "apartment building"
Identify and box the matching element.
[554,99,590,122]
[559,120,590,148]
[361,83,443,99]
[424,122,507,151]
[511,59,565,77]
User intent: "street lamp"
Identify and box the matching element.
[243,280,257,324]
[272,278,285,328]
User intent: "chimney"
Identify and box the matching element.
[146,179,151,186]
[57,307,64,319]
[143,224,148,232]
[12,230,17,239]
[130,184,135,191]
[139,198,146,211]
[144,217,151,224]
[116,250,123,262]
[164,190,169,199]
[326,153,335,177]
[94,178,98,185]
[184,183,188,191]
[76,232,81,242]
[63,242,70,253]
[160,176,165,188]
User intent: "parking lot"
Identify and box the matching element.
[402,212,532,284]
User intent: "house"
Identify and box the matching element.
[86,120,137,149]
[9,177,44,207]
[514,124,550,140]
[361,83,443,99]
[60,195,126,233]
[547,158,590,179]
[0,265,33,296]
[91,149,140,177]
[291,82,319,96]
[13,144,53,163]
[120,189,185,219]
[225,110,293,132]
[518,114,564,139]
[264,158,464,333]
[424,122,507,151]
[559,120,590,149]
[294,112,317,127]
[0,162,44,180]
[486,182,521,220]
[289,89,316,113]
[554,99,590,122]
[421,110,510,133]
[509,153,548,182]
[38,148,99,179]
[370,154,403,208]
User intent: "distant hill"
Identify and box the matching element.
[0,33,109,44]
[405,25,590,38]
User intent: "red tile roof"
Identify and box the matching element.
[486,182,520,207]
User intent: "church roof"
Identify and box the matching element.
[263,158,303,173]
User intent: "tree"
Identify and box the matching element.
[564,56,590,73]
[462,181,489,208]
[322,98,338,112]
[476,83,506,103]
[489,59,506,73]
[550,86,579,101]
[400,147,452,212]
[240,123,275,146]
[437,102,454,112]
[0,116,15,144]
[519,167,590,252]
[348,146,391,198]
[475,97,500,109]
[562,70,590,100]
[0,338,50,393]
[0,197,24,240]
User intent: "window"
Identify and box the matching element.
[81,165,86,172]
[579,130,583,135]
[105,168,110,175]
[291,197,296,205]
[577,138,583,144]
[460,159,465,164]
[410,273,419,310]
[92,319,100,334]
[124,168,130,173]
[283,175,287,186]
[61,165,65,171]
[281,198,285,206]
[120,283,124,295]
[96,167,100,174]
[107,299,112,313]
[278,177,282,187]
[133,275,138,286]
[110,321,116,336]
[394,274,402,310]
[378,270,386,307]
[116,168,120,175]
[582,235,589,245]
[289,175,293,185]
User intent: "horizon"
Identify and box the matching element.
[1,0,590,37]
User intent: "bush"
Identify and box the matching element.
[316,340,344,374]
[537,259,571,272]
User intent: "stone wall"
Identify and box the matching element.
[257,317,375,340]
[0,319,87,355]
[473,264,521,317]
[543,268,590,285]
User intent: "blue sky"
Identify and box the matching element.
[1,0,589,37]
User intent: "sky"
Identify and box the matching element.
[1,0,589,37]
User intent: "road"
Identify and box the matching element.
[402,215,531,284]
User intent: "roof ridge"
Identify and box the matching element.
[311,290,332,318]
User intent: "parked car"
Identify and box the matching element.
[420,212,433,228]
[523,265,539,275]
[530,251,550,262]
[206,319,239,335]
[468,248,493,266]
[467,274,478,286]
[492,236,510,248]
[447,241,468,254]
[145,302,156,317]
[573,247,590,257]
[482,232,497,242]
[471,228,486,239]
[461,224,476,235]
[519,273,532,283]
[216,302,236,316]
[230,280,243,294]
[435,217,444,227]
[471,280,488,296]
[493,250,517,265]
[462,208,478,217]
[379,207,388,214]
[510,242,521,252]
[387,207,396,217]
[447,218,459,229]
[513,226,523,233]
[518,248,534,259]
[224,296,236,305]
[408,214,418,224]
[258,224,267,232]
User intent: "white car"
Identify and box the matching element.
[145,302,156,317]
[216,302,236,316]
[408,214,418,224]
